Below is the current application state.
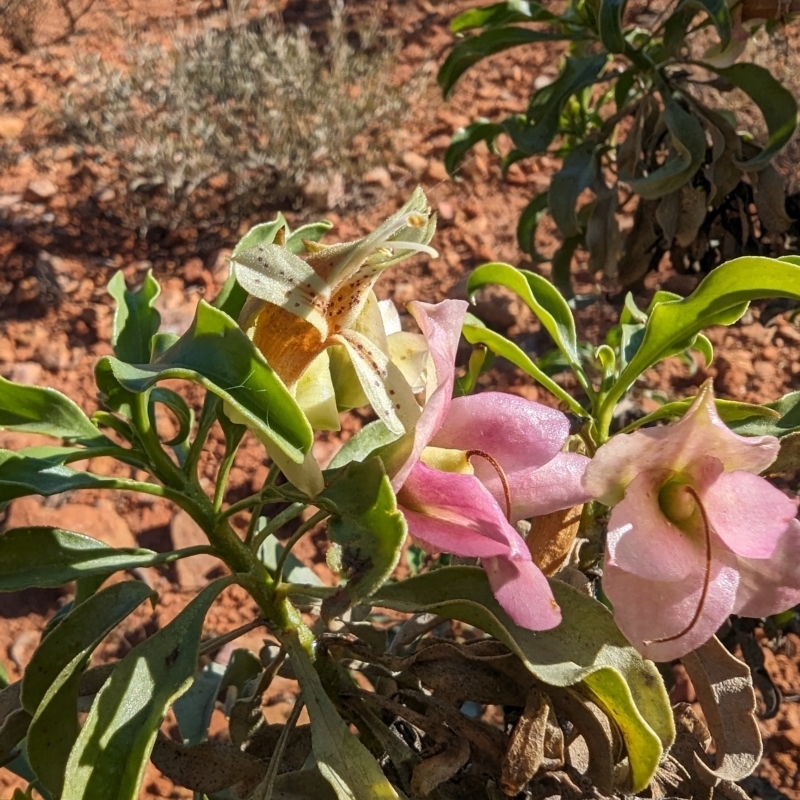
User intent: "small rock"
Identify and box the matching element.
[363,167,392,187]
[0,115,25,139]
[170,510,223,591]
[209,249,232,283]
[93,185,115,203]
[5,497,136,550]
[24,178,58,203]
[401,151,428,179]
[0,193,23,210]
[9,361,43,385]
[36,337,72,370]
[52,145,75,162]
[437,200,455,223]
[425,160,449,183]
[534,73,555,90]
[182,257,206,285]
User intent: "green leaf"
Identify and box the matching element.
[728,390,800,437]
[149,387,194,447]
[450,1,559,32]
[107,270,162,365]
[549,141,598,237]
[598,0,627,53]
[461,323,587,416]
[620,397,780,433]
[626,99,706,199]
[711,63,798,171]
[372,567,673,793]
[25,582,156,796]
[232,215,288,258]
[685,0,732,47]
[439,28,568,98]
[503,54,608,155]
[604,256,800,420]
[516,191,549,255]
[95,301,312,465]
[172,662,226,746]
[327,420,401,470]
[62,578,233,800]
[0,376,105,444]
[551,235,581,299]
[317,460,406,619]
[467,262,581,370]
[444,120,503,176]
[286,634,402,800]
[285,220,334,254]
[0,451,119,504]
[0,527,211,591]
[259,536,324,586]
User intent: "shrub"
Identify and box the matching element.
[57,2,416,231]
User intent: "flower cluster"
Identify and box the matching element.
[235,188,800,660]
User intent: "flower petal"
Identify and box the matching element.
[485,556,562,631]
[335,329,420,436]
[483,452,592,521]
[734,519,800,618]
[603,545,739,661]
[232,244,328,335]
[605,470,702,582]
[399,462,524,557]
[431,393,571,472]
[584,381,780,506]
[699,461,797,559]
[387,299,468,490]
[294,350,341,431]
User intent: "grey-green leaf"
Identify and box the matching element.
[25,582,156,796]
[107,270,162,365]
[549,141,599,237]
[286,634,403,799]
[0,376,105,444]
[95,300,312,464]
[372,566,674,793]
[62,578,233,800]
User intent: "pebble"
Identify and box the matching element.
[363,167,392,187]
[0,115,25,139]
[23,178,58,203]
[170,510,222,591]
[424,160,449,183]
[401,151,428,179]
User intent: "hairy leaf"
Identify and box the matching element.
[95,301,312,465]
[108,270,162,364]
[62,578,232,800]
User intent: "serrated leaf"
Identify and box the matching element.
[62,578,232,800]
[711,63,798,171]
[25,582,156,796]
[286,634,402,799]
[95,301,312,465]
[438,28,567,98]
[372,567,673,792]
[0,376,105,444]
[107,270,162,365]
[626,99,706,199]
[0,527,210,591]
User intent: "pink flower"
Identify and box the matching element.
[583,381,800,661]
[385,300,591,631]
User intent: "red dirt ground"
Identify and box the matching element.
[1,1,799,797]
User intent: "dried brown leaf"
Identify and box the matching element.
[682,636,762,786]
[410,735,470,796]
[752,165,792,234]
[527,506,584,577]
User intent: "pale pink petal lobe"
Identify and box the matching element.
[485,557,562,631]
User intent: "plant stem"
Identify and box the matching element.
[184,393,220,482]
[131,391,184,487]
[252,503,306,552]
[275,509,329,583]
[199,617,266,656]
[213,445,240,512]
